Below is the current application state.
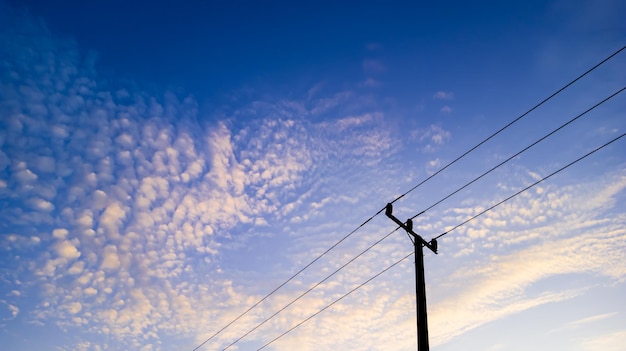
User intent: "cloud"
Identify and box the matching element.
[411,124,452,152]
[0,13,406,350]
[362,59,386,74]
[100,245,121,270]
[0,300,19,320]
[360,78,382,88]
[425,171,626,346]
[8,304,19,319]
[54,240,81,260]
[310,91,353,115]
[52,228,69,240]
[365,42,382,51]
[1,14,287,348]
[547,312,617,334]
[569,312,618,327]
[66,302,82,314]
[99,202,128,238]
[27,197,55,212]
[433,91,454,100]
[581,329,626,351]
[335,113,376,130]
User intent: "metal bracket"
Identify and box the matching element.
[385,203,438,254]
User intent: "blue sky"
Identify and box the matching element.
[0,1,625,350]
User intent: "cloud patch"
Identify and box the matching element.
[0,13,406,350]
[433,91,454,100]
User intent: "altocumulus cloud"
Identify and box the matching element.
[0,10,413,350]
[0,12,254,349]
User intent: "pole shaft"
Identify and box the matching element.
[415,241,429,351]
[384,204,432,350]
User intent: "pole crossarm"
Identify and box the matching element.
[385,203,438,254]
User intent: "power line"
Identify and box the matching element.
[222,83,625,347]
[190,46,624,351]
[377,84,626,350]
[191,210,381,351]
[433,132,626,240]
[409,86,625,221]
[256,251,415,351]
[391,46,625,205]
[254,132,625,350]
[221,226,401,350]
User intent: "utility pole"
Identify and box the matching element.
[385,203,438,351]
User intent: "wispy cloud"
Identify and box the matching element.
[581,329,626,351]
[366,42,382,51]
[360,77,382,88]
[433,91,454,100]
[411,124,452,152]
[363,59,387,74]
[0,13,408,350]
[0,299,19,320]
[547,312,618,334]
[426,171,626,346]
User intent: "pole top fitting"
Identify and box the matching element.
[385,203,393,216]
[429,239,438,254]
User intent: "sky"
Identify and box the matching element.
[0,1,625,350]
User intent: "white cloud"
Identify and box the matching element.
[335,113,376,130]
[426,173,626,346]
[52,228,69,239]
[310,91,353,115]
[99,202,127,238]
[34,156,56,173]
[14,166,38,183]
[67,302,82,314]
[68,261,85,275]
[28,198,54,212]
[363,59,386,74]
[9,304,19,318]
[100,245,120,270]
[55,240,81,260]
[547,312,617,334]
[360,78,382,88]
[0,300,20,320]
[433,91,454,100]
[581,329,626,351]
[411,124,452,152]
[366,42,382,51]
[569,312,617,326]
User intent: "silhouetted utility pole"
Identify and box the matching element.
[385,203,438,351]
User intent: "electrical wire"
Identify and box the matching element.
[219,90,626,347]
[221,226,401,350]
[256,251,415,351]
[409,86,625,221]
[433,132,626,240]
[390,46,625,205]
[191,209,382,351]
[221,118,625,349]
[254,132,624,350]
[190,46,624,351]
